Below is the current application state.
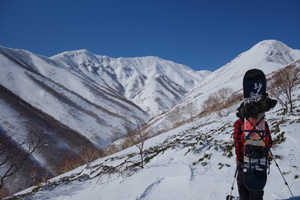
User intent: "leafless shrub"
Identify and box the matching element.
[202,87,241,117]
[0,128,46,190]
[167,107,184,128]
[78,145,102,164]
[94,114,148,185]
[184,102,198,122]
[269,61,300,114]
[30,166,37,185]
[202,93,219,113]
[122,114,146,169]
[57,156,84,174]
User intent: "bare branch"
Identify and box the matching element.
[269,62,300,114]
[184,102,198,122]
[122,114,146,169]
[0,127,46,190]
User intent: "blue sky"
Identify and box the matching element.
[1,0,300,71]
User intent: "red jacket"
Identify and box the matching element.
[233,118,273,161]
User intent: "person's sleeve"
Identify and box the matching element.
[233,120,243,161]
[265,122,273,149]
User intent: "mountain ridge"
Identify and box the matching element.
[51,50,211,115]
[144,40,300,135]
[10,62,300,199]
[0,43,210,197]
[1,39,300,198]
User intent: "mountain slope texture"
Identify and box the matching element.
[0,40,300,199]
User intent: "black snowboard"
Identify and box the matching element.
[243,69,266,103]
[242,69,267,191]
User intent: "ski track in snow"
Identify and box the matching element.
[136,177,164,200]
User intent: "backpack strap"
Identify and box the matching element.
[244,117,265,140]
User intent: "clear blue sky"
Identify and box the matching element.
[1,0,300,71]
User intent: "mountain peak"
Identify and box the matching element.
[227,40,299,67]
[51,49,94,59]
[253,40,292,51]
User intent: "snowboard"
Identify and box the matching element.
[243,69,266,103]
[226,195,240,200]
[242,69,268,191]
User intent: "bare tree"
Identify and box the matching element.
[57,156,84,174]
[30,165,37,185]
[202,87,236,117]
[167,107,183,128]
[41,168,50,183]
[122,114,146,169]
[270,62,300,114]
[184,102,198,122]
[78,144,102,166]
[218,88,234,104]
[0,129,45,190]
[167,111,179,128]
[95,116,147,185]
[202,93,219,113]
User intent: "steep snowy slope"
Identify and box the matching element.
[147,40,300,132]
[49,50,123,93]
[190,40,300,98]
[1,39,299,198]
[10,68,300,200]
[52,52,211,115]
[0,46,149,145]
[0,46,149,196]
[0,45,209,197]
[132,74,187,114]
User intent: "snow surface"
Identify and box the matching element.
[11,95,300,200]
[2,40,300,200]
[10,65,300,200]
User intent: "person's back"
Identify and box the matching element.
[233,117,273,200]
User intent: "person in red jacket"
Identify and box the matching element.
[233,118,273,200]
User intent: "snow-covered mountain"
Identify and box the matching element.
[51,51,210,115]
[9,53,300,200]
[0,46,151,196]
[1,39,300,198]
[146,40,300,133]
[189,39,300,101]
[0,45,209,197]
